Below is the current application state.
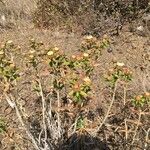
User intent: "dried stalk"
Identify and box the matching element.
[38,79,48,149]
[131,110,142,145]
[96,80,118,132]
[5,93,40,150]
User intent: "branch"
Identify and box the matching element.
[5,93,40,150]
[96,80,118,132]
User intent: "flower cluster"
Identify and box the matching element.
[28,37,104,106]
[47,47,67,74]
[68,75,92,104]
[67,52,95,76]
[132,92,150,107]
[81,35,109,60]
[30,38,43,50]
[105,62,133,86]
[0,41,20,86]
[81,36,100,59]
[27,39,44,69]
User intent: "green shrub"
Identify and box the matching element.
[0,118,6,133]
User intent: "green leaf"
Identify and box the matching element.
[68,90,74,96]
[76,117,85,129]
[80,91,87,97]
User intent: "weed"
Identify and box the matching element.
[76,116,85,130]
[105,62,133,87]
[0,118,6,133]
[68,75,91,105]
[0,41,20,91]
[132,92,150,107]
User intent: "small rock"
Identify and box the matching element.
[107,46,113,53]
[137,26,144,31]
[136,26,146,36]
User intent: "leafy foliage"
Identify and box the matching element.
[0,41,20,91]
[105,62,133,87]
[132,92,150,107]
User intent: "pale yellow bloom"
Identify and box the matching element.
[83,53,89,58]
[9,63,15,68]
[30,38,35,42]
[0,51,4,55]
[29,55,34,59]
[116,62,125,67]
[103,34,108,39]
[85,35,93,40]
[7,40,13,45]
[53,47,59,51]
[47,51,54,56]
[83,77,91,84]
[29,50,36,54]
[144,92,150,97]
[71,55,76,59]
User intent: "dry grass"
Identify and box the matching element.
[1,0,37,16]
[0,0,37,28]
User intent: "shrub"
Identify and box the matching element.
[33,0,149,34]
[1,36,149,150]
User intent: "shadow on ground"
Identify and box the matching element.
[59,132,110,150]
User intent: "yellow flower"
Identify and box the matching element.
[108,68,114,73]
[53,47,59,51]
[30,38,35,42]
[83,53,89,58]
[71,55,76,59]
[105,75,112,81]
[0,51,4,55]
[144,92,150,98]
[85,35,93,40]
[29,50,36,54]
[47,51,54,56]
[7,40,13,45]
[9,63,15,68]
[83,77,91,84]
[103,34,108,39]
[116,62,125,67]
[29,55,34,59]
